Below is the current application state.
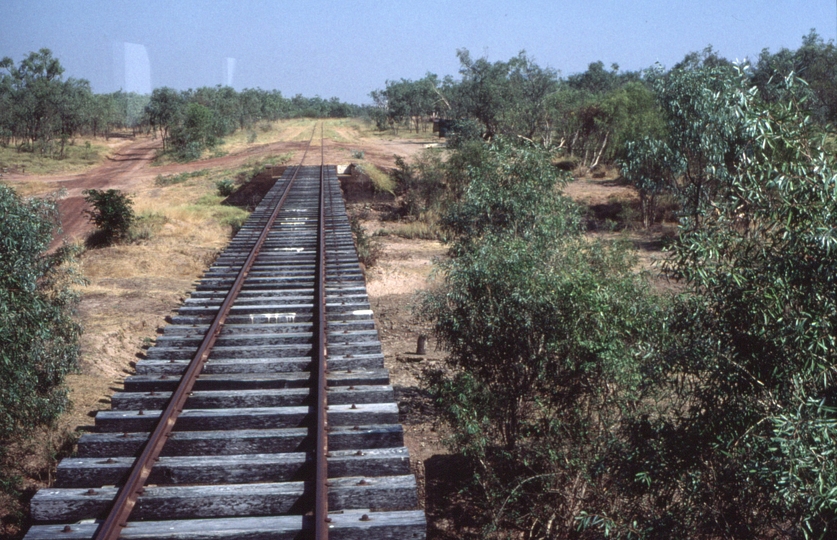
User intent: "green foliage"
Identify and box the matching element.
[392,151,447,219]
[754,30,837,124]
[420,139,662,536]
[82,188,135,245]
[0,49,97,157]
[619,137,680,227]
[443,118,483,149]
[594,68,837,539]
[620,60,748,229]
[215,178,235,197]
[668,70,837,536]
[0,183,82,458]
[154,169,208,186]
[440,138,578,253]
[369,73,442,133]
[450,50,559,139]
[350,216,381,268]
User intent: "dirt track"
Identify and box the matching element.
[1,129,430,248]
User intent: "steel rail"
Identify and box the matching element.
[313,124,329,539]
[93,126,318,540]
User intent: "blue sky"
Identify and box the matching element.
[1,0,834,104]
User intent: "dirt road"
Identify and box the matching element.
[2,126,430,248]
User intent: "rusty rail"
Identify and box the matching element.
[314,125,329,538]
[93,126,318,540]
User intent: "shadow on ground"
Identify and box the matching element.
[424,453,482,539]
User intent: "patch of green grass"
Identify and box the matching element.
[196,194,224,206]
[355,163,395,194]
[180,202,249,235]
[155,169,210,186]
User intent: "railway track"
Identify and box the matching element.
[25,127,427,539]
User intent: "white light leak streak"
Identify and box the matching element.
[224,57,236,87]
[124,43,151,94]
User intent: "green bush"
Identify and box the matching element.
[420,139,662,536]
[0,184,83,490]
[216,179,235,197]
[350,216,381,268]
[644,69,837,539]
[82,188,135,245]
[392,151,447,220]
[578,67,837,540]
[168,103,218,162]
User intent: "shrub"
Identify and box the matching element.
[420,139,662,536]
[350,216,381,268]
[216,179,235,197]
[82,188,135,245]
[0,184,83,490]
[642,69,837,538]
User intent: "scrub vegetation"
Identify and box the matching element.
[2,30,837,539]
[371,31,837,539]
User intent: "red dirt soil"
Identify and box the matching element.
[0,131,429,249]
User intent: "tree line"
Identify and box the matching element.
[0,48,361,161]
[371,30,837,172]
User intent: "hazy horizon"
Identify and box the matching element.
[1,0,835,103]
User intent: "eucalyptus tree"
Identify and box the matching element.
[753,30,837,124]
[0,49,86,153]
[601,67,837,540]
[0,184,82,457]
[144,87,183,151]
[237,88,263,131]
[451,49,514,137]
[8,49,66,149]
[620,59,745,229]
[660,69,837,538]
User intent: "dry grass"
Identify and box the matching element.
[0,137,113,176]
[2,179,58,197]
[222,117,437,154]
[355,162,396,194]
[75,164,252,382]
[375,221,440,240]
